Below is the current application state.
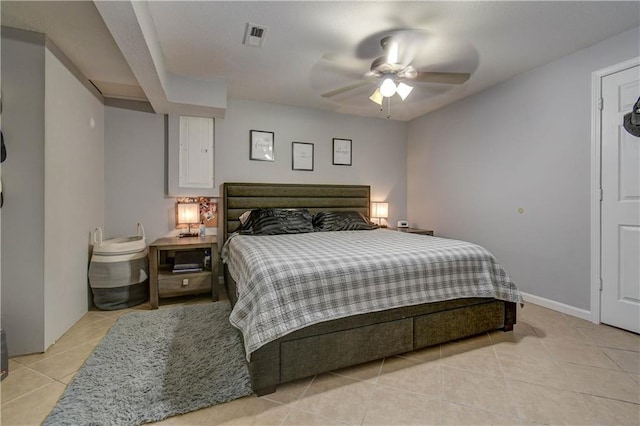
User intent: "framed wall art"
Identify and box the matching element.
[332,138,352,166]
[250,130,274,161]
[292,142,314,171]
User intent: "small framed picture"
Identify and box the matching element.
[292,142,314,171]
[333,138,352,166]
[250,130,274,161]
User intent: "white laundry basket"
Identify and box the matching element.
[88,223,149,310]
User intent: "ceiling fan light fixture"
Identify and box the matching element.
[396,82,413,100]
[380,77,397,97]
[369,88,383,105]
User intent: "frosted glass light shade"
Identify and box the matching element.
[369,88,383,105]
[380,78,397,97]
[177,202,200,225]
[396,82,413,100]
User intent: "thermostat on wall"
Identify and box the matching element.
[397,220,409,228]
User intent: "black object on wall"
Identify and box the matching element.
[1,130,5,163]
[1,130,4,207]
[623,97,640,137]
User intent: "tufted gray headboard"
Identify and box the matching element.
[220,182,371,242]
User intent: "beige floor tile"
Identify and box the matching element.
[295,373,375,425]
[562,362,640,403]
[604,347,640,373]
[376,356,441,399]
[63,316,118,342]
[577,325,640,352]
[512,320,538,336]
[155,395,289,425]
[440,345,503,377]
[70,311,113,329]
[544,339,621,370]
[442,366,517,418]
[281,407,347,426]
[363,385,440,425]
[58,371,77,385]
[534,321,593,345]
[507,379,598,425]
[0,367,53,404]
[260,376,314,405]
[330,358,382,383]
[90,303,151,317]
[7,359,24,373]
[582,394,640,426]
[518,303,567,325]
[397,345,441,363]
[441,333,493,357]
[489,333,552,360]
[441,401,521,425]
[10,351,49,367]
[498,350,574,391]
[29,340,98,380]
[561,313,601,330]
[11,324,106,367]
[0,381,66,426]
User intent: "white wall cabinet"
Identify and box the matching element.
[168,115,215,196]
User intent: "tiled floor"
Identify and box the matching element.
[2,297,639,425]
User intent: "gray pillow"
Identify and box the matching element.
[240,208,314,235]
[312,211,379,232]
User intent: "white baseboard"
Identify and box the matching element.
[520,292,593,322]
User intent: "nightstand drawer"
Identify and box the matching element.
[158,274,211,298]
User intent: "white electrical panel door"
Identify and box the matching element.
[178,116,214,189]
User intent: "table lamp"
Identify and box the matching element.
[176,202,200,237]
[371,202,389,227]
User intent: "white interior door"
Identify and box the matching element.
[601,65,640,333]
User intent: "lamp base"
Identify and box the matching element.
[178,232,199,238]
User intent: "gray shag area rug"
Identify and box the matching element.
[44,302,253,426]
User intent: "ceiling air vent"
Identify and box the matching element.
[243,23,267,48]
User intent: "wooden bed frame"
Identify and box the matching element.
[220,182,516,396]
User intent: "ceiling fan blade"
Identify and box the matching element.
[319,54,367,81]
[413,72,471,84]
[321,81,369,98]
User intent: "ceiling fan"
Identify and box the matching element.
[321,35,471,105]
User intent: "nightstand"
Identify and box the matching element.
[148,236,218,309]
[391,227,434,236]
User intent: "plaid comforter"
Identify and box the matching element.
[221,229,522,357]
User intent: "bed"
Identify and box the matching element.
[219,182,521,396]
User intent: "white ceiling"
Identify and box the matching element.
[2,1,639,121]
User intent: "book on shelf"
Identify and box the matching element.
[172,267,203,273]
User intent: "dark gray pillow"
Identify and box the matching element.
[313,211,379,232]
[240,208,314,235]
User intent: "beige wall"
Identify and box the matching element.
[44,48,104,348]
[407,26,640,312]
[1,28,105,355]
[104,99,408,243]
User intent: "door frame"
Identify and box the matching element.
[590,57,640,324]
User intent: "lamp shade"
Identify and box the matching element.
[396,82,413,100]
[379,78,397,97]
[371,202,389,219]
[176,202,200,225]
[369,88,383,105]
